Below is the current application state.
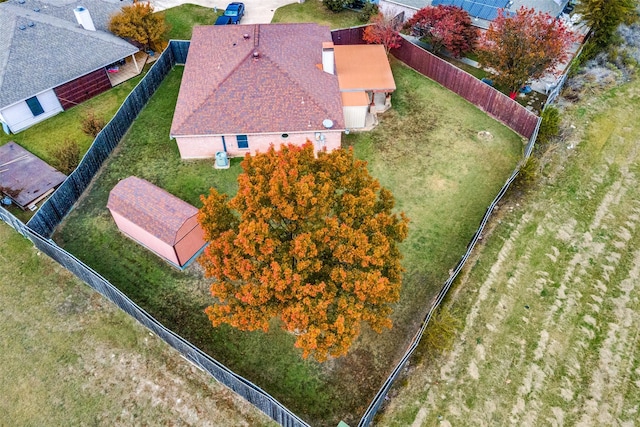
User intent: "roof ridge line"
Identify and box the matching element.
[0,13,19,91]
[267,51,338,124]
[177,26,262,133]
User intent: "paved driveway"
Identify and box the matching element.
[150,0,298,24]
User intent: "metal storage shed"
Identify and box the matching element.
[107,176,207,269]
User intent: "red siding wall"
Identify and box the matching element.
[331,27,540,138]
[54,68,112,110]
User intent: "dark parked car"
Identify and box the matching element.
[223,2,245,24]
[214,15,233,25]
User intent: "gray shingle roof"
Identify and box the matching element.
[5,0,134,31]
[0,0,138,108]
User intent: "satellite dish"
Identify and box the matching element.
[322,119,334,129]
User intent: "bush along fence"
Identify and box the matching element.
[15,40,310,427]
[1,27,579,427]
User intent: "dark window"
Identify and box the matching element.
[237,135,248,149]
[281,133,289,139]
[26,96,44,116]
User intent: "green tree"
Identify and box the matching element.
[108,0,167,51]
[198,142,409,362]
[576,0,638,52]
[323,0,350,13]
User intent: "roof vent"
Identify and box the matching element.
[27,21,35,27]
[252,51,260,59]
[322,119,334,129]
[18,24,26,30]
[18,0,25,3]
[243,33,250,39]
[34,8,40,12]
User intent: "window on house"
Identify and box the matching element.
[26,96,44,116]
[237,135,249,149]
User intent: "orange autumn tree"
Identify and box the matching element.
[198,143,409,362]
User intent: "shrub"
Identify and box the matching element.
[537,106,561,144]
[81,111,106,137]
[415,306,461,362]
[50,138,81,175]
[323,0,348,13]
[359,2,379,23]
[514,156,539,190]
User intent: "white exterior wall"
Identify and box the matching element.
[378,0,418,21]
[343,106,368,129]
[0,90,63,133]
[175,131,343,159]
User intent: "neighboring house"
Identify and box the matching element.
[0,0,139,134]
[379,0,570,29]
[170,23,396,159]
[107,176,207,269]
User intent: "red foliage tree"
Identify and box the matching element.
[477,7,577,97]
[405,5,478,58]
[198,143,409,362]
[363,12,402,54]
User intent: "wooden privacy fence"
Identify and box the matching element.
[331,27,540,139]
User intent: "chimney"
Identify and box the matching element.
[74,6,96,31]
[322,42,334,75]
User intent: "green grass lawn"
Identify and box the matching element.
[0,76,143,164]
[0,223,274,426]
[53,58,522,425]
[159,3,220,40]
[272,0,362,29]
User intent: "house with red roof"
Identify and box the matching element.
[107,176,207,269]
[169,23,397,159]
[170,23,348,159]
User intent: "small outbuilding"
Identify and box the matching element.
[0,141,66,210]
[107,176,207,269]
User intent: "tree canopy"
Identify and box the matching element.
[405,5,478,58]
[108,0,167,51]
[576,0,638,52]
[198,143,409,362]
[363,12,403,54]
[477,7,576,96]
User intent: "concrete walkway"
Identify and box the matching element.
[150,0,297,24]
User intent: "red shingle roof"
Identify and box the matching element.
[170,23,345,136]
[107,176,199,245]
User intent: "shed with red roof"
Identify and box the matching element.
[107,176,207,269]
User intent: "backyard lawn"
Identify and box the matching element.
[0,76,143,165]
[53,58,522,425]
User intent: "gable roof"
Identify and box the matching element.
[170,24,345,136]
[0,0,138,108]
[107,176,200,246]
[334,44,396,92]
